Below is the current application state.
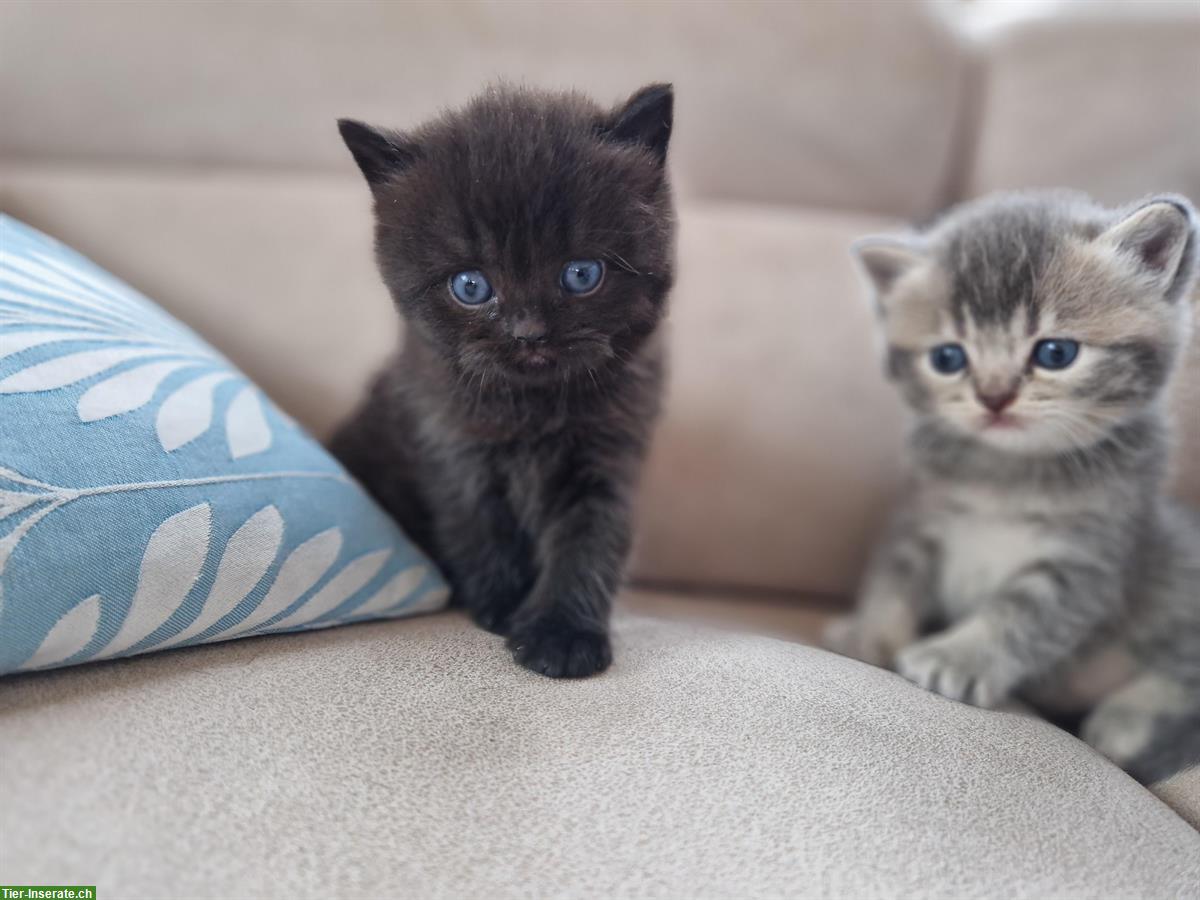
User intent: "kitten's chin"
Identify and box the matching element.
[922,412,1045,456]
[958,414,1110,456]
[492,340,617,386]
[973,424,1046,454]
[483,354,578,387]
[966,411,1034,451]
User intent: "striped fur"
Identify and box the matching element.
[826,191,1200,783]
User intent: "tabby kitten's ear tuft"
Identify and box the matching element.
[1099,196,1198,303]
[338,118,420,189]
[852,237,928,308]
[606,83,673,164]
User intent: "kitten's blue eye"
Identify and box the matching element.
[449,270,494,306]
[930,343,968,375]
[1032,339,1079,370]
[560,259,605,295]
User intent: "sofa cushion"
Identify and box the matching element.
[0,0,969,219]
[1,610,1196,898]
[0,216,445,675]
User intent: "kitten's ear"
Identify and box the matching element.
[606,83,673,164]
[1098,196,1198,302]
[338,118,419,189]
[851,237,928,302]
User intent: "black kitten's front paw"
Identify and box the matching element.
[470,603,515,637]
[458,587,525,637]
[506,619,612,678]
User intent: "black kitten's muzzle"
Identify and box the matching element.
[463,331,615,385]
[509,341,559,372]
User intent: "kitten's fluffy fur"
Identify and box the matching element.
[827,190,1200,782]
[330,84,675,678]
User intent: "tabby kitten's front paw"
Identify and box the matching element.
[896,623,1015,708]
[823,616,897,667]
[1080,703,1153,767]
[507,617,612,679]
[822,616,862,657]
[1080,674,1190,769]
[823,604,917,669]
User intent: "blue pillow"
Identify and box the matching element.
[0,215,447,675]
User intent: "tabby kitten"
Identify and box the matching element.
[330,84,675,678]
[826,190,1200,782]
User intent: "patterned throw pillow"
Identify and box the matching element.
[0,215,447,675]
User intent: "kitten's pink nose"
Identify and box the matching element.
[976,389,1018,414]
[511,317,546,343]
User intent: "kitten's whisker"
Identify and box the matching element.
[604,251,642,276]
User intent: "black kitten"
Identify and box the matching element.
[330,84,676,677]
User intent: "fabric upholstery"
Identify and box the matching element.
[1,612,1197,899]
[637,204,909,595]
[0,216,445,675]
[0,0,969,220]
[966,9,1200,205]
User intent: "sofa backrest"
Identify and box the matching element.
[963,9,1200,207]
[0,0,970,220]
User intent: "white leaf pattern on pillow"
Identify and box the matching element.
[156,372,237,451]
[4,250,177,334]
[268,549,392,631]
[1,216,447,675]
[0,329,134,362]
[0,272,148,332]
[0,310,105,330]
[21,594,101,670]
[220,527,343,637]
[17,514,418,669]
[402,585,451,616]
[0,285,159,342]
[96,503,213,659]
[349,566,429,619]
[0,465,413,664]
[225,387,273,458]
[0,242,278,459]
[0,488,44,521]
[159,505,284,648]
[0,346,179,394]
[77,360,201,422]
[27,249,179,324]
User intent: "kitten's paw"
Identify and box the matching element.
[507,619,612,679]
[470,604,515,636]
[822,601,917,669]
[1080,675,1188,767]
[461,589,526,636]
[896,625,1014,708]
[822,616,893,667]
[822,616,861,656]
[1080,704,1154,767]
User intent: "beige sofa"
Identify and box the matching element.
[2,2,1199,896]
